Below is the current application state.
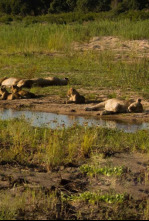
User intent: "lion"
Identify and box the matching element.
[30,77,69,87]
[0,77,69,88]
[85,98,143,115]
[67,88,85,104]
[17,79,34,88]
[0,86,21,100]
[11,85,36,99]
[128,99,143,113]
[0,86,10,100]
[0,77,8,86]
[1,78,21,88]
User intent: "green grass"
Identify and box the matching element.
[80,164,124,177]
[0,19,149,54]
[65,191,125,204]
[0,119,149,170]
[0,19,149,96]
[0,188,60,220]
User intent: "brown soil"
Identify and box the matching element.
[0,153,149,220]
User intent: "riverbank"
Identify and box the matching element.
[0,94,149,123]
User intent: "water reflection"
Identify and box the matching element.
[0,108,149,133]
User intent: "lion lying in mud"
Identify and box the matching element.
[0,77,69,88]
[67,88,85,104]
[85,98,143,115]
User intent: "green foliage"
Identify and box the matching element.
[77,0,111,12]
[66,191,125,204]
[0,0,148,16]
[80,164,124,177]
[114,0,149,14]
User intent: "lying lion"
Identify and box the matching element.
[0,77,69,88]
[0,86,21,100]
[67,88,85,104]
[0,77,33,89]
[11,85,36,99]
[29,77,69,87]
[85,98,143,115]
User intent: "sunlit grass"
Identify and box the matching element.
[0,188,59,220]
[0,20,149,95]
[0,19,149,54]
[0,120,149,170]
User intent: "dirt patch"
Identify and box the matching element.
[0,153,149,220]
[73,36,149,59]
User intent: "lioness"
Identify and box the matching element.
[0,77,7,86]
[1,78,21,88]
[128,99,143,113]
[29,77,69,87]
[85,98,143,115]
[11,85,36,99]
[1,77,69,88]
[0,86,10,100]
[67,88,85,104]
[17,79,34,88]
[0,86,21,100]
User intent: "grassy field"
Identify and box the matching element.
[0,19,149,97]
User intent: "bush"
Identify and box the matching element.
[76,0,111,12]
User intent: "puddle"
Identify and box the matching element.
[0,109,149,133]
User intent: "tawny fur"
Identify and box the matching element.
[0,86,21,100]
[128,99,143,113]
[11,86,36,99]
[0,77,69,88]
[1,78,21,88]
[30,77,69,87]
[67,88,85,104]
[85,98,143,115]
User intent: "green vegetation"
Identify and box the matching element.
[0,188,60,220]
[80,164,124,177]
[0,119,149,169]
[0,0,148,16]
[66,192,125,204]
[0,19,149,96]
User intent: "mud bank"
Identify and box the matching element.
[0,96,149,123]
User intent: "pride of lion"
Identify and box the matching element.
[0,76,144,115]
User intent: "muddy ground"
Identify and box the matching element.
[0,153,149,219]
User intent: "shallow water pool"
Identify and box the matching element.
[0,108,149,133]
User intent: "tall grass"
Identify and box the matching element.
[0,19,149,95]
[0,120,149,170]
[0,19,149,53]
